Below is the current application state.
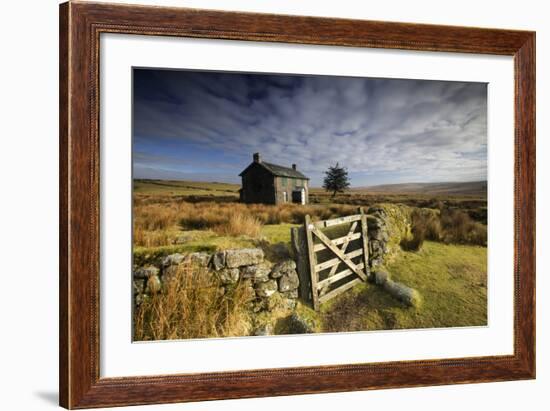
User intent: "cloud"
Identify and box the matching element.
[133,69,487,186]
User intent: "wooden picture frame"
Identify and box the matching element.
[59,1,535,408]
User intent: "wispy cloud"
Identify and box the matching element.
[133,69,487,186]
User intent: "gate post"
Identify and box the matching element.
[304,214,319,311]
[358,207,371,281]
[291,226,312,305]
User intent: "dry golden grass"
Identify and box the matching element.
[406,207,487,250]
[440,208,487,246]
[134,262,255,340]
[132,198,358,247]
[133,225,174,247]
[213,213,262,238]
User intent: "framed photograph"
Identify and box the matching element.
[59,1,535,409]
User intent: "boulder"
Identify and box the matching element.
[161,253,185,267]
[278,270,299,292]
[286,313,314,334]
[383,279,422,307]
[217,268,240,285]
[225,248,264,268]
[134,266,160,279]
[255,279,278,298]
[372,270,390,286]
[210,251,226,270]
[240,262,271,283]
[270,260,297,278]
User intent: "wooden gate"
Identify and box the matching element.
[291,208,370,310]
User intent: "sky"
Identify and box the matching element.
[133,68,487,187]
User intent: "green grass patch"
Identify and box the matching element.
[320,241,487,332]
[133,230,256,266]
[261,223,298,244]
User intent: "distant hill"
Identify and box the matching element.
[355,181,487,196]
[134,179,240,197]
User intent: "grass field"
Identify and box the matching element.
[133,179,487,337]
[320,241,487,332]
[134,179,240,197]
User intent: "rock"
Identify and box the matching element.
[240,262,271,283]
[162,253,185,267]
[278,270,299,292]
[383,279,422,307]
[210,251,226,270]
[372,270,390,285]
[134,266,160,279]
[225,248,264,268]
[187,252,211,267]
[253,324,273,336]
[217,268,240,285]
[146,275,162,294]
[133,279,145,295]
[255,279,278,298]
[281,289,299,299]
[286,313,314,334]
[270,259,297,278]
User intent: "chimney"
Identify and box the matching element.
[292,164,297,170]
[253,152,261,163]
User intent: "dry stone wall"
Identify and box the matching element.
[133,248,300,313]
[367,204,413,267]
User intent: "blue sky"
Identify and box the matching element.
[133,68,487,187]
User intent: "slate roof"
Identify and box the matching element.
[239,161,309,180]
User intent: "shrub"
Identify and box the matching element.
[465,221,487,246]
[134,262,254,341]
[411,209,442,242]
[440,208,487,246]
[402,207,486,251]
[400,223,426,251]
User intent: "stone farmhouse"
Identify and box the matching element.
[239,153,309,205]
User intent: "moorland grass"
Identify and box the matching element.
[320,241,487,332]
[132,181,488,337]
[134,261,254,340]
